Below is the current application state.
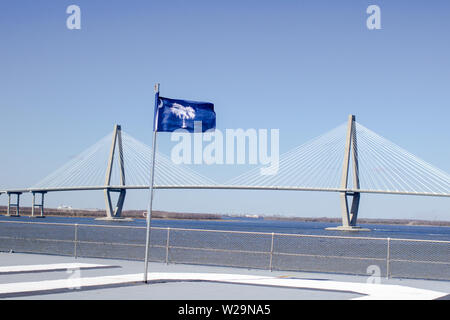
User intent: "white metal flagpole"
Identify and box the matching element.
[144,83,160,283]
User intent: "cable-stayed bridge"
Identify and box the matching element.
[1,115,449,230]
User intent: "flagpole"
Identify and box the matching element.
[144,83,160,283]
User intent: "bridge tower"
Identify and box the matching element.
[97,124,131,221]
[327,115,369,231]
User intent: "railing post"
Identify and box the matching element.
[386,237,391,279]
[269,232,275,271]
[74,224,78,259]
[165,227,171,265]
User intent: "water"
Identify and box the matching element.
[0,215,448,241]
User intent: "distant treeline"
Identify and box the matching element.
[0,206,221,220]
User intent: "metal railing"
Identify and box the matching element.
[0,220,449,281]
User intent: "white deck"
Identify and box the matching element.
[0,252,448,300]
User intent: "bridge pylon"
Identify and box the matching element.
[327,115,369,232]
[5,192,22,217]
[97,124,131,221]
[30,191,46,218]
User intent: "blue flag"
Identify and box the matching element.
[154,96,216,132]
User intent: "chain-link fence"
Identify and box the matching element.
[0,220,448,280]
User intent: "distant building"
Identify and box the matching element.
[57,205,73,210]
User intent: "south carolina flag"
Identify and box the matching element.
[154,96,216,133]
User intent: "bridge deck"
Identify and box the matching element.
[1,185,449,197]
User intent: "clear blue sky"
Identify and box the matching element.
[0,0,449,220]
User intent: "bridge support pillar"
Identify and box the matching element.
[97,124,132,221]
[102,188,127,220]
[330,192,368,231]
[30,191,46,218]
[327,115,369,232]
[6,192,22,217]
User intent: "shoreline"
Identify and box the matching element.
[0,206,449,227]
[262,216,450,227]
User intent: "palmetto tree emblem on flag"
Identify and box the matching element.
[170,103,196,128]
[155,96,215,133]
